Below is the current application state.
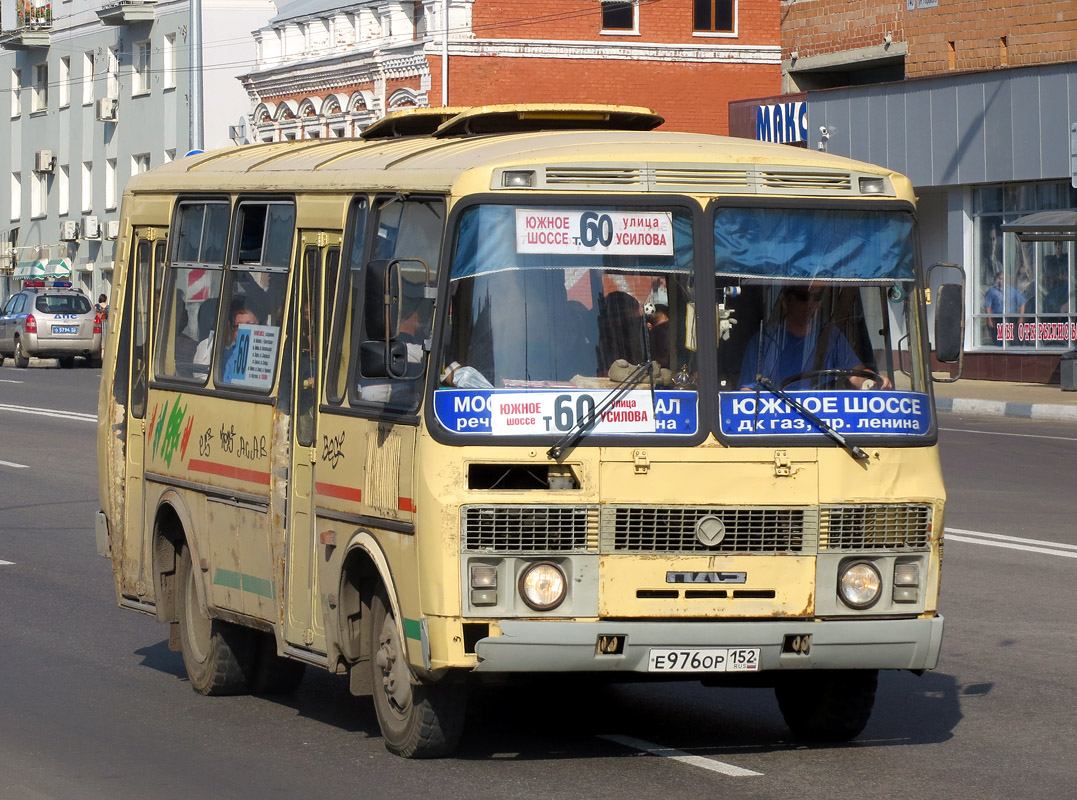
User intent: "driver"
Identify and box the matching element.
[739,283,892,390]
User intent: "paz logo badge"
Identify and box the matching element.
[694,514,726,547]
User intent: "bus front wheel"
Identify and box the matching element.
[177,546,255,695]
[774,669,878,742]
[368,590,466,758]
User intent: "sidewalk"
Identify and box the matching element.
[932,378,1077,422]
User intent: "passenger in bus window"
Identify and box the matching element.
[739,284,891,391]
[174,303,198,375]
[192,299,220,379]
[219,300,259,384]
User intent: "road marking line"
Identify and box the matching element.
[599,735,762,777]
[947,528,1077,560]
[0,379,24,384]
[0,403,97,422]
[940,426,1077,443]
[0,560,13,566]
[0,459,29,469]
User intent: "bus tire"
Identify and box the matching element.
[774,669,877,742]
[250,630,306,694]
[369,589,466,758]
[177,545,255,696]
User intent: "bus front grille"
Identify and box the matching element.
[602,506,815,554]
[819,503,933,550]
[463,505,598,552]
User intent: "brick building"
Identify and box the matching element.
[239,0,781,141]
[731,0,1077,383]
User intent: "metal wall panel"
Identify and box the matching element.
[808,63,1076,188]
[955,80,987,185]
[983,78,1015,183]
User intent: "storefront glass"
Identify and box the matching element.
[973,181,1077,350]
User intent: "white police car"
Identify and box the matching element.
[0,281,103,368]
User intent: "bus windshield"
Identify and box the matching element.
[435,203,699,439]
[714,206,933,440]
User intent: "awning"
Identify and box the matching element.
[1001,211,1077,242]
[12,257,71,280]
[13,259,48,279]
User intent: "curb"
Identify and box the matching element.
[935,397,1077,422]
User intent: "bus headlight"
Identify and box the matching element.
[518,561,567,611]
[838,561,882,609]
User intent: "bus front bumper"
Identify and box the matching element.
[472,616,943,673]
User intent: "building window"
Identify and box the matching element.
[410,1,425,38]
[132,153,150,175]
[694,0,735,34]
[164,149,176,163]
[59,164,70,216]
[106,47,119,99]
[83,51,95,105]
[32,63,47,112]
[601,1,636,32]
[59,56,70,108]
[82,161,93,212]
[105,158,117,210]
[11,173,21,222]
[163,34,176,88]
[11,68,21,117]
[132,40,151,96]
[31,172,47,218]
[972,181,1077,351]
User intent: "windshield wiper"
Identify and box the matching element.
[547,361,653,460]
[754,377,868,462]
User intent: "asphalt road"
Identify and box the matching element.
[1,362,1075,800]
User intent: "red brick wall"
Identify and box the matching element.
[473,0,778,45]
[904,0,1077,75]
[444,55,779,134]
[781,0,1077,78]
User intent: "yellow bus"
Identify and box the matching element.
[97,104,964,758]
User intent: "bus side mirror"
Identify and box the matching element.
[934,283,964,363]
[359,339,408,379]
[928,262,965,382]
[363,259,401,340]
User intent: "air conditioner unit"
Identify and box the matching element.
[96,97,118,122]
[83,215,101,239]
[34,150,54,173]
[105,219,119,240]
[60,221,80,241]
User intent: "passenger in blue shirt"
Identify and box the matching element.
[740,284,891,391]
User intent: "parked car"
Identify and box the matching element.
[0,281,103,368]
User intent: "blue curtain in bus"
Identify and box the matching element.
[451,205,694,279]
[714,207,915,281]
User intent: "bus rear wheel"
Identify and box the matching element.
[368,589,466,758]
[774,669,878,742]
[177,546,255,695]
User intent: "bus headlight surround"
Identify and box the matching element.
[518,561,567,611]
[838,560,882,609]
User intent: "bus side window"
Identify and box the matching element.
[213,200,294,391]
[155,199,229,382]
[350,196,444,411]
[130,242,151,419]
[326,198,368,405]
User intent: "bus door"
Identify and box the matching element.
[284,233,341,650]
[122,230,162,596]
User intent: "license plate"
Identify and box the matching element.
[52,325,78,334]
[647,647,760,672]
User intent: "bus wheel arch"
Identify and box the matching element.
[335,533,395,666]
[151,493,196,627]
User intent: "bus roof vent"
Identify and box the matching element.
[760,170,853,193]
[544,167,645,187]
[360,107,473,140]
[432,104,663,138]
[653,167,752,191]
